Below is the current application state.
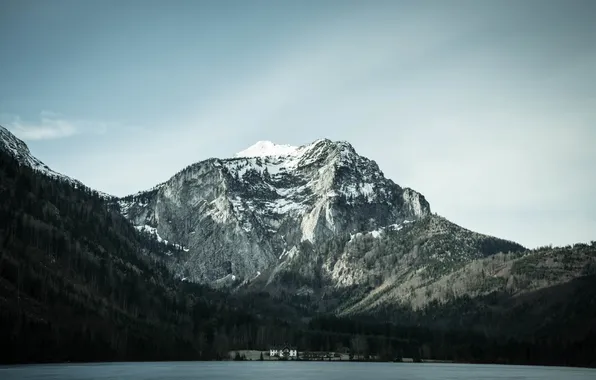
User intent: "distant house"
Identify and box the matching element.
[269,345,298,358]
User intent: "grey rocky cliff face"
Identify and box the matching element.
[118,139,431,283]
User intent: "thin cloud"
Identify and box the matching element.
[4,111,108,141]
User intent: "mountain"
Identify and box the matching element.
[114,138,595,324]
[116,139,531,305]
[118,139,431,284]
[1,126,595,366]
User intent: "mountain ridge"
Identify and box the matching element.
[1,127,592,314]
[1,125,595,367]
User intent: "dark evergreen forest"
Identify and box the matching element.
[0,149,594,367]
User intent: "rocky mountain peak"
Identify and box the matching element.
[119,138,431,283]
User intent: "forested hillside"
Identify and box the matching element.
[0,148,291,363]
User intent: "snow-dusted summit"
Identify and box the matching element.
[235,140,301,158]
[118,138,431,283]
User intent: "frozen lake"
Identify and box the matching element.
[1,361,595,380]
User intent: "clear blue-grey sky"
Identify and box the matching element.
[1,0,595,248]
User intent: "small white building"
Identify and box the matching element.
[269,346,298,358]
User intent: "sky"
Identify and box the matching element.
[0,0,594,248]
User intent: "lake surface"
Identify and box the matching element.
[1,362,595,380]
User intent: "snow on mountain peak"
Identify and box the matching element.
[235,141,300,158]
